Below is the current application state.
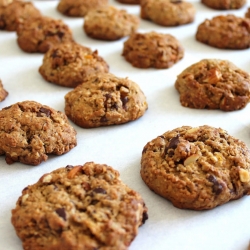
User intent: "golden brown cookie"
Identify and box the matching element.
[0,101,77,166]
[57,0,108,17]
[141,125,250,210]
[12,162,148,250]
[64,73,148,128]
[175,59,250,111]
[122,31,184,68]
[196,15,250,50]
[0,80,8,102]
[39,42,109,88]
[0,0,41,31]
[17,16,74,53]
[141,0,196,26]
[83,6,139,41]
[201,0,246,9]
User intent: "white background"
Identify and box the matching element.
[0,0,250,249]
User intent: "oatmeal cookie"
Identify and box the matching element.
[39,42,109,88]
[196,14,250,50]
[122,31,184,68]
[175,59,250,111]
[64,73,148,128]
[0,80,8,102]
[201,0,246,9]
[84,6,139,41]
[0,101,77,166]
[141,125,250,210]
[11,162,148,250]
[57,0,108,17]
[17,16,74,53]
[116,0,140,4]
[140,0,195,26]
[0,0,41,31]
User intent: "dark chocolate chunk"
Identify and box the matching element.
[93,187,107,194]
[55,208,67,221]
[208,175,223,195]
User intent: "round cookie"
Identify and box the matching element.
[0,101,77,166]
[17,16,74,53]
[116,0,140,4]
[0,80,8,102]
[0,0,41,31]
[122,31,184,69]
[141,125,250,210]
[196,14,250,50]
[11,162,148,250]
[140,0,195,26]
[57,0,108,17]
[201,0,246,9]
[83,6,139,41]
[39,43,109,88]
[64,73,148,128]
[175,59,250,111]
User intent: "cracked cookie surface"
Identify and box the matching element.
[0,0,41,31]
[39,42,109,88]
[196,14,250,49]
[64,73,148,128]
[122,31,184,69]
[17,16,74,53]
[57,0,108,17]
[0,101,77,166]
[11,162,148,250]
[141,125,250,210]
[0,79,8,102]
[201,0,246,9]
[175,59,250,111]
[140,0,195,26]
[84,6,139,41]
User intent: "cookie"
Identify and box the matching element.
[0,0,41,31]
[196,14,250,50]
[201,0,246,9]
[116,0,140,4]
[141,125,250,210]
[122,31,184,69]
[64,73,148,128]
[57,0,108,17]
[0,0,15,7]
[83,6,139,41]
[39,42,109,88]
[11,162,148,250]
[175,59,250,111]
[0,101,77,166]
[0,80,8,102]
[140,0,195,26]
[17,16,74,53]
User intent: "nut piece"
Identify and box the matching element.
[67,165,82,179]
[239,168,250,182]
[203,68,222,84]
[184,154,199,166]
[21,194,29,204]
[41,174,52,183]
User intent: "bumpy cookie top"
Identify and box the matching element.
[57,0,108,17]
[201,0,246,10]
[175,59,250,111]
[84,6,139,41]
[39,42,109,88]
[64,72,148,128]
[122,31,184,68]
[17,16,74,53]
[11,162,148,250]
[0,101,77,166]
[0,79,8,102]
[0,0,41,31]
[140,0,195,26]
[141,125,250,210]
[196,14,250,49]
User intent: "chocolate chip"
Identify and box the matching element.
[55,208,66,221]
[100,116,108,123]
[142,211,148,224]
[165,136,180,155]
[38,107,51,117]
[51,50,60,58]
[57,31,65,39]
[207,175,223,195]
[93,187,107,194]
[90,199,99,205]
[65,165,74,170]
[121,96,128,110]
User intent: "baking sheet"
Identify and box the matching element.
[0,1,250,249]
